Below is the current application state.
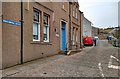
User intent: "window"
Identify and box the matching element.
[62,0,65,9]
[33,9,40,41]
[73,10,75,17]
[43,14,49,42]
[76,28,78,43]
[72,27,75,45]
[62,2,65,9]
[84,31,87,36]
[75,8,77,18]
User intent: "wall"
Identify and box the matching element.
[83,17,92,37]
[22,2,57,62]
[2,2,21,69]
[80,13,84,46]
[52,2,69,51]
[0,1,2,69]
[1,2,69,69]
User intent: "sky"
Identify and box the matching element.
[78,0,119,29]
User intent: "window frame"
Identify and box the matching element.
[72,27,75,45]
[43,14,50,42]
[33,9,40,42]
[76,28,78,43]
[73,10,75,17]
[75,8,78,18]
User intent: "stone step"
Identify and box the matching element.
[59,49,82,55]
[67,49,82,55]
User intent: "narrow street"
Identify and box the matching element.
[2,40,119,78]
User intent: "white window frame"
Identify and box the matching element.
[33,9,40,41]
[43,15,49,42]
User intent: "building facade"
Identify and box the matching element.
[83,16,92,37]
[69,2,81,50]
[1,1,82,69]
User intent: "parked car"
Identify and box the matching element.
[107,36,112,40]
[83,37,93,46]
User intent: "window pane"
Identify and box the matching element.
[33,10,39,22]
[33,23,39,40]
[44,26,47,34]
[43,26,48,41]
[43,15,48,25]
[43,14,49,42]
[73,27,75,45]
[76,29,78,42]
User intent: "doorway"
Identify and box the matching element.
[61,21,66,51]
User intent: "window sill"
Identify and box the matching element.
[73,16,78,20]
[31,41,52,45]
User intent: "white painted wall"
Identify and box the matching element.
[81,14,84,45]
[83,16,92,37]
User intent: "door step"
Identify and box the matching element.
[59,49,82,55]
[67,49,82,55]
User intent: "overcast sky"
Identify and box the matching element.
[78,0,119,28]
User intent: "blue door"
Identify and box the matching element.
[61,22,66,51]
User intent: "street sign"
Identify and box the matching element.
[2,19,21,26]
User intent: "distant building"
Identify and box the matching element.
[83,16,92,37]
[92,26,99,36]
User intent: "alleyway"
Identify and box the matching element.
[2,40,119,78]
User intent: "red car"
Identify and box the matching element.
[83,37,93,46]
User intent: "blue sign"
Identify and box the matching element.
[2,19,21,26]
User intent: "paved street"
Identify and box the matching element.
[2,40,120,78]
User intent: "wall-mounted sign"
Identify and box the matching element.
[2,19,21,26]
[56,33,59,37]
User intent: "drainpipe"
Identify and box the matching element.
[69,2,72,50]
[20,0,23,64]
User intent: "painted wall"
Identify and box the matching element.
[83,17,92,37]
[80,14,84,46]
